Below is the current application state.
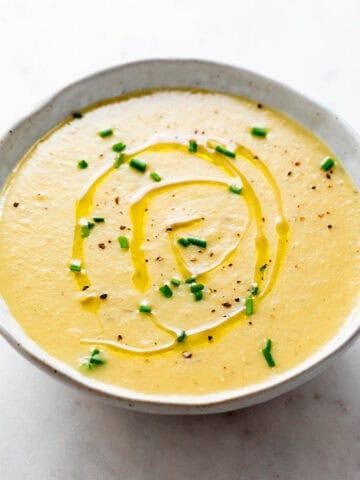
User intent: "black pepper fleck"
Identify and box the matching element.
[100,293,108,300]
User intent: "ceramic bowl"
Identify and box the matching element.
[0,59,359,414]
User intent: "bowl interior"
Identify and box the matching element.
[0,59,359,414]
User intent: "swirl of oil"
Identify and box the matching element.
[73,137,289,355]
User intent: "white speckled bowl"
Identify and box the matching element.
[0,59,359,414]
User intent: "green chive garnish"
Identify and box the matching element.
[81,348,106,369]
[81,225,91,238]
[229,185,242,195]
[188,237,207,248]
[189,140,198,153]
[245,297,254,315]
[99,129,113,138]
[193,290,203,301]
[170,278,181,287]
[190,284,204,293]
[185,277,196,284]
[178,237,190,247]
[215,145,236,158]
[251,127,268,138]
[139,304,152,313]
[112,142,126,152]
[93,217,105,223]
[72,112,83,119]
[259,264,267,272]
[129,158,147,172]
[78,160,88,169]
[262,338,276,367]
[114,153,125,168]
[249,284,259,296]
[118,236,129,249]
[70,260,81,272]
[150,172,162,182]
[177,330,187,342]
[321,156,336,171]
[159,284,173,298]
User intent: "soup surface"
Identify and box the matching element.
[0,89,359,395]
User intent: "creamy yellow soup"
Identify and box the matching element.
[0,89,359,395]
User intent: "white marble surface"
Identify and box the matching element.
[0,0,359,478]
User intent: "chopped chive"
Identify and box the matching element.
[188,237,207,248]
[159,284,173,298]
[170,278,181,287]
[72,112,83,119]
[263,348,275,367]
[249,283,259,296]
[193,290,203,301]
[81,225,91,238]
[189,140,198,153]
[88,221,95,230]
[215,145,236,158]
[259,264,267,272]
[251,127,268,138]
[229,185,242,195]
[262,338,276,367]
[112,142,126,152]
[78,160,88,169]
[93,217,105,223]
[190,283,204,293]
[245,297,254,315]
[99,129,113,138]
[70,260,81,272]
[114,153,125,168]
[264,338,272,351]
[118,236,129,249]
[139,303,152,313]
[178,237,190,247]
[177,330,187,342]
[185,277,196,284]
[89,355,105,365]
[321,156,336,171]
[129,158,147,172]
[150,171,162,182]
[81,348,106,369]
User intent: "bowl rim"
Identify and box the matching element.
[0,58,359,414]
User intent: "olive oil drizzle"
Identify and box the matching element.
[129,178,244,293]
[231,144,290,296]
[73,138,289,355]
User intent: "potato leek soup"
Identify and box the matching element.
[0,89,359,396]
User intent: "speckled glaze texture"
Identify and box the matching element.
[0,60,359,414]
